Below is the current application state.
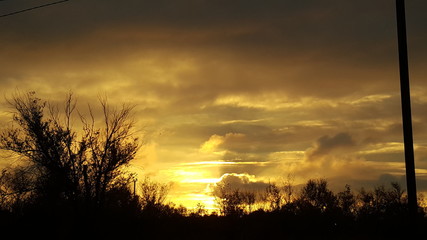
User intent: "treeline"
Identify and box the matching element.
[0,92,426,239]
[213,178,419,218]
[207,178,426,239]
[3,173,425,239]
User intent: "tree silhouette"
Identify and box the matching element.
[0,92,139,211]
[357,182,408,219]
[264,182,282,211]
[299,178,337,212]
[337,184,356,217]
[214,182,248,216]
[282,174,295,205]
[139,177,171,217]
[0,167,35,213]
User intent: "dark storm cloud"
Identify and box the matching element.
[2,0,425,62]
[3,1,388,38]
[305,132,355,161]
[0,0,410,45]
[3,0,426,100]
[211,173,269,196]
[210,126,293,154]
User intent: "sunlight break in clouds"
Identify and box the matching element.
[200,135,225,153]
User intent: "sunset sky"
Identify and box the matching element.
[1,0,427,209]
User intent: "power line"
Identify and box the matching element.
[0,0,69,18]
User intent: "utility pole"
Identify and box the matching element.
[396,0,417,217]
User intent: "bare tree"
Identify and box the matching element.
[264,182,282,211]
[79,96,139,207]
[213,182,254,216]
[282,174,295,204]
[0,92,139,209]
[139,177,170,208]
[137,177,173,218]
[242,191,256,213]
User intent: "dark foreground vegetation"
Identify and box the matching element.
[1,178,426,240]
[0,92,426,239]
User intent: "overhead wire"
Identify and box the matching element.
[0,0,69,18]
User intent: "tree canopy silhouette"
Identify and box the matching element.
[0,92,139,210]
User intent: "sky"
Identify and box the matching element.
[1,0,427,209]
